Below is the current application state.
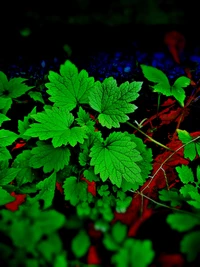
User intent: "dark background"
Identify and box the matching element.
[0,1,199,68]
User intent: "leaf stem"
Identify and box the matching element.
[126,121,173,151]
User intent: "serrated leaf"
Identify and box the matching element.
[6,77,34,98]
[24,106,88,147]
[0,147,12,162]
[177,129,192,143]
[180,184,197,198]
[159,189,182,206]
[71,230,91,258]
[89,77,142,128]
[28,91,45,104]
[18,106,37,140]
[0,113,10,126]
[45,60,95,111]
[63,176,88,206]
[181,231,200,262]
[167,213,199,232]
[171,76,190,107]
[112,238,154,267]
[140,65,171,96]
[0,186,15,205]
[0,97,12,115]
[175,165,194,184]
[0,129,18,147]
[112,222,127,244]
[11,150,36,186]
[29,172,57,209]
[0,168,20,185]
[29,141,71,173]
[90,132,142,188]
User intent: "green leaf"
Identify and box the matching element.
[29,141,71,173]
[140,65,171,96]
[116,196,132,213]
[175,165,194,184]
[112,238,154,267]
[24,106,88,147]
[0,129,18,147]
[112,222,127,244]
[71,230,91,258]
[167,213,200,232]
[98,185,110,196]
[177,129,192,143]
[63,176,88,206]
[0,71,8,92]
[171,76,190,107]
[159,189,182,207]
[83,168,100,182]
[18,106,37,140]
[0,168,20,186]
[45,60,95,111]
[181,231,200,262]
[89,77,142,128]
[54,252,68,267]
[6,77,34,98]
[0,147,12,162]
[180,184,197,198]
[90,132,142,188]
[11,150,36,186]
[0,186,15,205]
[187,191,200,209]
[0,97,12,115]
[29,172,57,209]
[37,233,63,262]
[75,106,95,132]
[103,233,120,251]
[28,91,45,104]
[0,113,10,127]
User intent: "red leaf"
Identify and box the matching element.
[5,192,26,211]
[11,140,26,151]
[80,176,96,197]
[164,31,185,64]
[159,107,189,126]
[56,182,63,194]
[158,253,185,267]
[87,245,101,265]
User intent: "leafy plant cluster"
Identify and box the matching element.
[0,59,199,266]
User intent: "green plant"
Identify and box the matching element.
[0,59,199,266]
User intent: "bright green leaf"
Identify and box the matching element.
[0,129,18,147]
[171,76,190,106]
[29,141,71,173]
[24,107,88,147]
[140,65,171,96]
[176,165,194,184]
[90,132,142,188]
[0,186,15,205]
[0,113,10,127]
[112,222,127,244]
[181,231,200,262]
[71,230,91,258]
[63,176,88,206]
[159,189,182,207]
[167,213,200,232]
[89,77,142,128]
[45,60,95,111]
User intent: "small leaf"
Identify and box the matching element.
[140,65,171,96]
[171,76,190,107]
[181,231,200,262]
[112,222,127,244]
[175,165,194,184]
[167,213,200,232]
[71,230,91,258]
[0,187,15,205]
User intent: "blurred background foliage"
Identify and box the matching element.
[2,0,194,27]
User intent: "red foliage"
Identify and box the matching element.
[80,176,96,197]
[87,245,101,265]
[164,31,185,64]
[5,192,27,211]
[157,253,185,267]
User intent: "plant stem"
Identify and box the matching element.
[126,121,173,151]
